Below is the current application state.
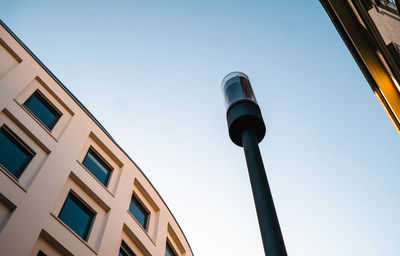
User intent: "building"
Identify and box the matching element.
[0,20,193,256]
[320,0,400,134]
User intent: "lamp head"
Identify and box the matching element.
[221,72,266,146]
[222,72,257,109]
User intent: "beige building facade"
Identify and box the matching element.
[0,20,193,256]
[321,0,400,134]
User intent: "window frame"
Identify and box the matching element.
[82,147,113,186]
[58,191,96,241]
[129,193,150,230]
[377,0,400,15]
[23,90,62,131]
[0,125,35,179]
[119,240,136,256]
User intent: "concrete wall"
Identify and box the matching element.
[0,22,192,256]
[368,4,400,45]
[369,5,400,46]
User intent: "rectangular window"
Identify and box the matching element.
[58,192,95,241]
[129,194,149,230]
[119,240,136,256]
[165,242,177,256]
[37,250,47,256]
[378,0,399,12]
[0,125,34,179]
[23,90,61,130]
[82,148,112,186]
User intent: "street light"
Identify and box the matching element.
[222,72,287,256]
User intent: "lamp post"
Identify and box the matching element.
[222,72,287,256]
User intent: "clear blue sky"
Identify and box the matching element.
[1,1,400,255]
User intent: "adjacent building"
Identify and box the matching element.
[321,0,400,134]
[0,20,193,256]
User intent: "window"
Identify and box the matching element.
[23,90,61,130]
[378,0,399,13]
[129,194,149,230]
[119,240,136,256]
[165,242,177,256]
[58,192,95,240]
[82,148,112,186]
[37,250,47,256]
[0,125,34,179]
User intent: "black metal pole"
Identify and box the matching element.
[241,128,287,256]
[222,72,287,255]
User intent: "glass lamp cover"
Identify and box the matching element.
[221,72,257,109]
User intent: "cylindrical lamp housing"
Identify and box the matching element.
[222,72,266,147]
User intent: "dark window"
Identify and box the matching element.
[378,0,399,12]
[165,242,177,256]
[0,125,34,179]
[119,240,136,256]
[23,90,61,130]
[58,192,95,241]
[37,250,47,256]
[129,195,149,230]
[82,148,112,186]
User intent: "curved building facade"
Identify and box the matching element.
[0,20,193,256]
